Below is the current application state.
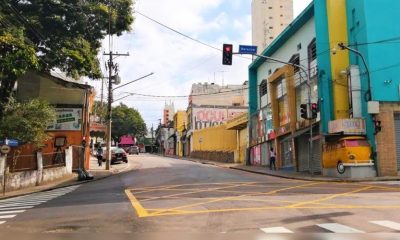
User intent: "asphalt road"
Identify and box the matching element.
[0,154,399,240]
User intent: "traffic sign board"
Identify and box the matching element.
[0,145,11,154]
[239,45,257,54]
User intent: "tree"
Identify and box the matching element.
[0,0,135,115]
[92,100,108,123]
[111,103,146,143]
[0,98,56,147]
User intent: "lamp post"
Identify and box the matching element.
[338,43,371,101]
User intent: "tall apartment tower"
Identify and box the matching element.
[163,102,175,124]
[252,0,293,54]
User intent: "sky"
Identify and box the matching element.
[93,0,313,130]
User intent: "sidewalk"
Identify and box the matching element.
[0,155,135,200]
[166,155,400,182]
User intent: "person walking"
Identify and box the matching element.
[270,147,276,170]
[96,146,103,167]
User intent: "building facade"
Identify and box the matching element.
[163,102,175,125]
[184,82,248,156]
[252,0,293,54]
[249,0,400,177]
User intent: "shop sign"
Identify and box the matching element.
[47,108,82,131]
[328,118,366,135]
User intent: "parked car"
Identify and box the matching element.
[322,136,373,174]
[101,147,128,164]
[127,146,139,155]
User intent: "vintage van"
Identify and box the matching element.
[322,136,374,174]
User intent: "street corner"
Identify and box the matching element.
[124,180,400,218]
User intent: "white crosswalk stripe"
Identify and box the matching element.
[0,185,80,226]
[0,215,16,219]
[370,221,400,231]
[260,227,293,233]
[316,223,364,233]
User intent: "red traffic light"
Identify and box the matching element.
[225,46,232,52]
[311,103,318,110]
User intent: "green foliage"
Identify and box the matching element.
[0,0,135,109]
[111,103,146,142]
[92,101,107,123]
[0,98,56,146]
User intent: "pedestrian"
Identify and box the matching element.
[270,147,276,170]
[96,146,103,167]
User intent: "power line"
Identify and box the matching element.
[135,11,252,60]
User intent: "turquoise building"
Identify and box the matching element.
[248,0,400,177]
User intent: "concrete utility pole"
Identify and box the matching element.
[103,51,129,170]
[151,124,154,153]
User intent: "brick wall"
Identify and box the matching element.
[375,103,400,176]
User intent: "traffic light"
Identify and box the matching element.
[311,102,318,119]
[300,103,308,119]
[222,44,233,65]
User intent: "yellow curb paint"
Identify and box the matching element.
[124,189,149,218]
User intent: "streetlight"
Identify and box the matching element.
[338,43,371,101]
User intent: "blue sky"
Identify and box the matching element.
[94,0,313,129]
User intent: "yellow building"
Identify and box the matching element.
[191,113,248,164]
[173,111,187,157]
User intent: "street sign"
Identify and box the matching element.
[0,145,11,154]
[239,45,257,55]
[0,139,19,147]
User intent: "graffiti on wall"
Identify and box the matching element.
[193,108,247,130]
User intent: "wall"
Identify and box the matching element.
[374,103,400,176]
[0,149,73,192]
[192,125,237,152]
[191,107,247,130]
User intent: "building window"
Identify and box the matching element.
[289,54,300,73]
[269,17,273,19]
[307,38,317,62]
[269,37,274,39]
[280,14,283,17]
[260,80,268,97]
[268,69,272,75]
[297,43,302,51]
[269,6,272,9]
[269,26,273,29]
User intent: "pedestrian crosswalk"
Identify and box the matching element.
[0,185,80,225]
[260,220,400,234]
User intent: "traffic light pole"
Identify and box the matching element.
[236,53,314,175]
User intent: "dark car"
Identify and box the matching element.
[127,146,139,155]
[101,147,128,164]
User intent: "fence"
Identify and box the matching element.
[6,152,37,172]
[42,151,66,169]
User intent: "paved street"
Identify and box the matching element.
[0,154,399,239]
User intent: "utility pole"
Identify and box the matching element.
[103,51,129,170]
[151,124,154,153]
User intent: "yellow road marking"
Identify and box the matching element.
[151,182,321,216]
[148,204,400,217]
[139,182,257,203]
[287,186,374,208]
[124,189,149,217]
[129,181,260,191]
